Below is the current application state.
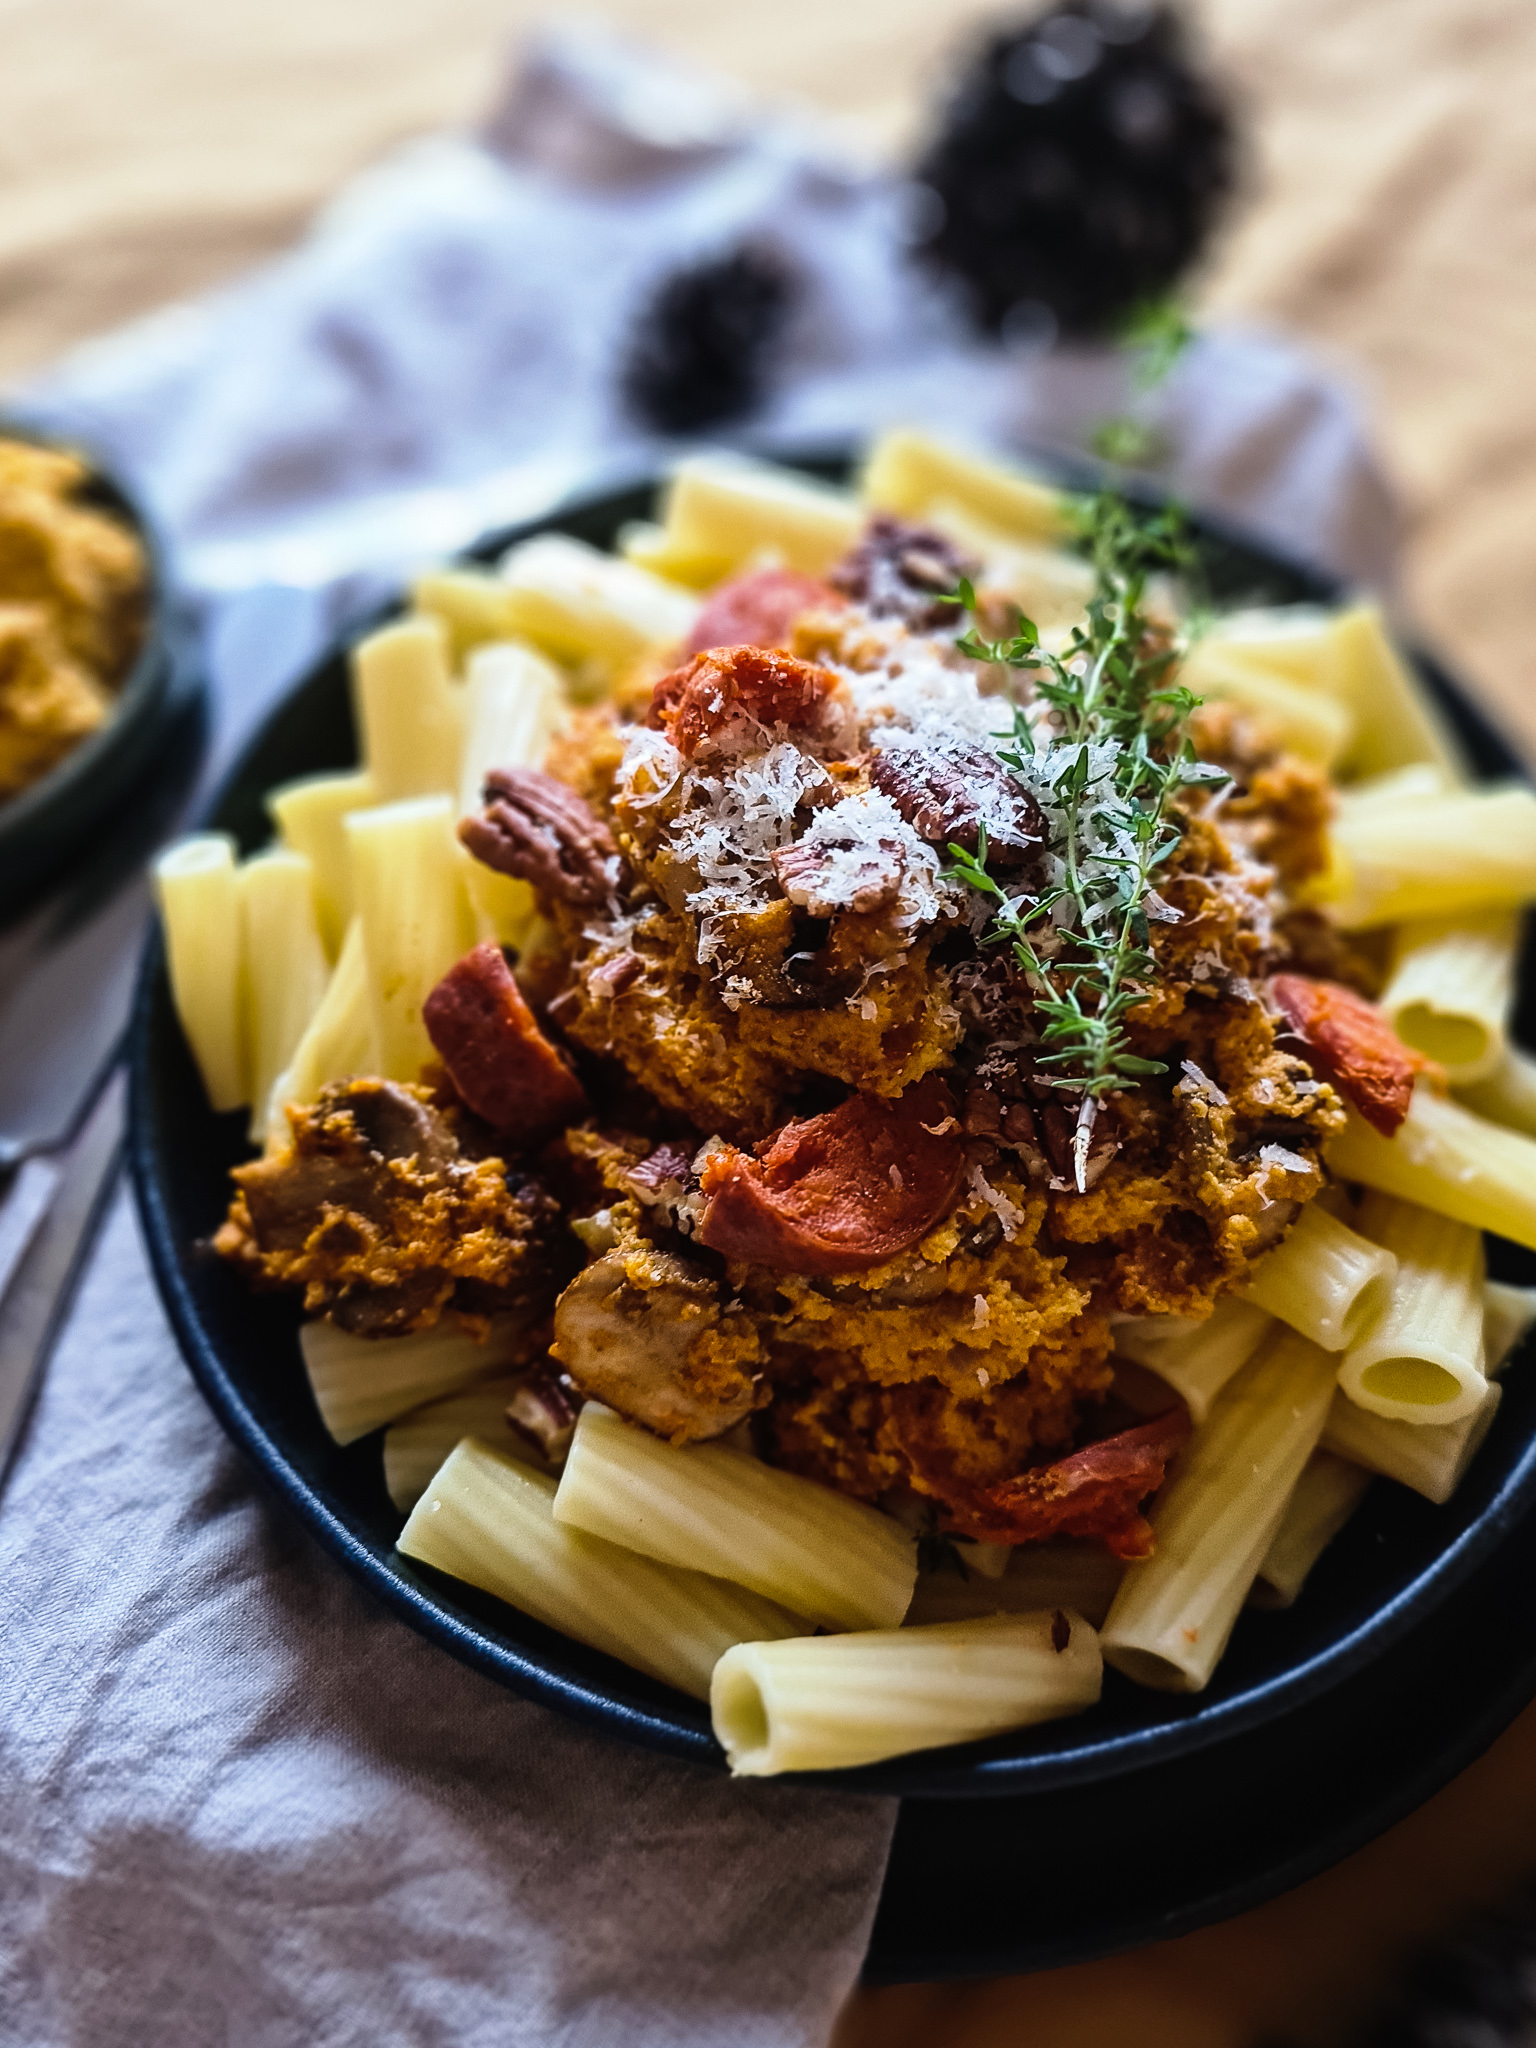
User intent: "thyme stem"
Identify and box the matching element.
[943,493,1228,1154]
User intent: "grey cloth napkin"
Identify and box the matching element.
[0,1194,896,2046]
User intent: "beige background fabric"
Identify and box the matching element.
[5,4,1535,2043]
[3,0,1533,755]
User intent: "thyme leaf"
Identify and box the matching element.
[942,493,1228,1181]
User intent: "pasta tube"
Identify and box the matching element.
[712,1611,1102,1776]
[906,1542,1125,1629]
[1456,1047,1536,1139]
[617,518,737,591]
[1328,1087,1536,1254]
[299,1316,526,1444]
[262,916,378,1147]
[1319,1276,1528,1503]
[457,843,538,953]
[1484,1278,1536,1372]
[1249,1451,1372,1609]
[1194,604,1334,687]
[1113,1293,1273,1422]
[238,849,330,1147]
[1325,786,1536,928]
[1337,1194,1486,1423]
[1176,648,1353,766]
[153,833,248,1112]
[859,429,1066,544]
[1100,1328,1337,1692]
[552,1402,916,1631]
[266,768,377,956]
[400,1440,806,1700]
[1326,604,1466,783]
[411,568,520,666]
[1322,1381,1502,1505]
[457,639,567,818]
[662,451,866,572]
[1380,911,1519,1084]
[351,615,464,800]
[345,794,475,1081]
[1241,1202,1396,1352]
[383,1375,542,1512]
[1335,764,1454,816]
[496,533,698,670]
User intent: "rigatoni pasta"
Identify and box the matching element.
[300,1316,523,1444]
[1113,1294,1273,1422]
[263,915,378,1146]
[1326,785,1536,929]
[154,833,249,1113]
[1457,1048,1536,1139]
[1329,1088,1536,1254]
[712,1612,1103,1775]
[1336,1193,1487,1424]
[1241,1200,1396,1353]
[1249,1452,1373,1610]
[238,849,329,1145]
[1320,1381,1503,1506]
[345,794,474,1080]
[553,1402,916,1632]
[350,615,463,800]
[383,1376,543,1513]
[401,1439,808,1700]
[496,532,699,671]
[1381,911,1519,1084]
[1100,1330,1337,1692]
[266,768,377,956]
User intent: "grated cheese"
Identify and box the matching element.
[968,1165,1026,1242]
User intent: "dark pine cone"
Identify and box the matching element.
[910,1,1237,341]
[620,245,794,434]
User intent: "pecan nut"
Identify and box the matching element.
[459,766,618,908]
[772,832,905,918]
[868,743,1043,865]
[829,515,978,628]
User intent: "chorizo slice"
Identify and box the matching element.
[647,644,838,758]
[684,566,840,656]
[424,941,587,1141]
[940,1407,1191,1559]
[1270,973,1432,1137]
[695,1075,965,1276]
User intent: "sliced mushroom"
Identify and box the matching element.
[552,1247,760,1444]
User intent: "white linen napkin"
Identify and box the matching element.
[0,1195,896,2046]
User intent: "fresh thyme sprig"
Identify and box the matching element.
[943,494,1227,1188]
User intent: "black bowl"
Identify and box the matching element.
[130,457,1536,1800]
[0,420,187,915]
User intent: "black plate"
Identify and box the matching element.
[130,460,1536,1811]
[864,1471,1536,1981]
[0,419,192,916]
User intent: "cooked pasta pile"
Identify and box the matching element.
[156,432,1536,1774]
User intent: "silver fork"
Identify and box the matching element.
[0,1068,126,1485]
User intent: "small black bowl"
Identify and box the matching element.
[130,456,1536,1808]
[0,420,186,915]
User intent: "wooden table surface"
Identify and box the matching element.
[7,3,1535,2040]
